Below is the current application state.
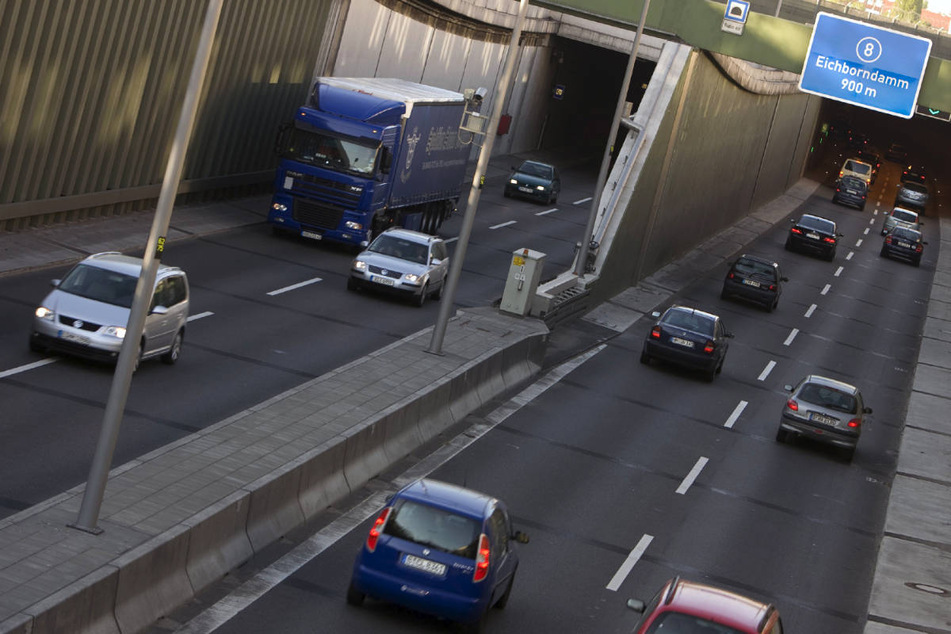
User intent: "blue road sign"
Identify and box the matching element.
[799,12,932,119]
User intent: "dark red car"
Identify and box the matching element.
[627,577,785,633]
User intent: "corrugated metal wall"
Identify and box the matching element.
[0,0,332,230]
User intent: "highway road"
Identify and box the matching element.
[0,157,599,520]
[157,157,938,633]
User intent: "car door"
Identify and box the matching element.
[144,277,178,354]
[487,508,517,601]
[431,241,449,288]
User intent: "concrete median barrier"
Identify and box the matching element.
[245,465,306,553]
[297,438,350,520]
[182,491,253,595]
[17,566,119,634]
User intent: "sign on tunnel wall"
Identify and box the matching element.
[799,12,932,119]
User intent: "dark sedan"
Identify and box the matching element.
[832,175,867,210]
[880,226,926,267]
[785,213,841,261]
[640,305,733,382]
[721,254,787,312]
[503,160,560,204]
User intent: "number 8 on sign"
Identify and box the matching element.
[856,36,882,63]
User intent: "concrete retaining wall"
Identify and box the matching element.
[3,318,546,634]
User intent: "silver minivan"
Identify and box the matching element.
[30,252,189,367]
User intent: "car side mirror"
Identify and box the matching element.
[784,384,793,391]
[626,599,646,613]
[51,278,61,288]
[512,531,529,544]
[650,310,661,318]
[151,305,169,316]
[724,332,734,339]
[864,407,873,414]
[431,257,443,266]
[838,232,844,237]
[922,241,928,245]
[781,276,789,282]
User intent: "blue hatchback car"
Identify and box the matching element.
[347,479,529,631]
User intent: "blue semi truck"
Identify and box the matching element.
[268,77,473,247]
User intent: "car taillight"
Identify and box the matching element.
[916,244,923,253]
[366,507,391,552]
[474,533,490,582]
[791,227,803,235]
[823,236,836,244]
[703,340,715,354]
[786,399,799,411]
[727,272,735,279]
[768,284,776,291]
[847,418,861,428]
[885,236,893,245]
[651,326,661,339]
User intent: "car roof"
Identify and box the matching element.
[839,175,867,186]
[891,207,919,218]
[666,305,718,321]
[900,182,927,192]
[519,160,554,169]
[801,374,859,395]
[379,227,441,245]
[799,214,835,229]
[664,578,773,631]
[891,226,922,239]
[396,479,494,519]
[79,252,183,278]
[736,254,778,267]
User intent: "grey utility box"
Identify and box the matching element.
[500,248,546,316]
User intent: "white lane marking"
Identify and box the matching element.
[724,400,747,429]
[445,236,459,244]
[676,457,709,495]
[187,311,214,322]
[846,251,854,260]
[536,208,559,216]
[863,227,870,235]
[758,360,776,381]
[783,328,799,346]
[606,534,654,592]
[855,238,863,247]
[821,284,831,295]
[173,344,608,633]
[835,266,844,277]
[489,220,517,230]
[0,358,59,379]
[805,303,817,318]
[574,197,593,205]
[267,277,322,296]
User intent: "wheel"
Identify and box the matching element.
[704,365,717,383]
[347,277,358,291]
[913,257,921,268]
[494,571,516,609]
[840,446,855,462]
[879,246,887,257]
[346,581,365,606]
[860,204,866,212]
[764,298,774,313]
[640,348,651,365]
[776,428,789,443]
[132,339,143,373]
[415,283,428,307]
[720,287,728,300]
[161,331,183,365]
[432,281,443,300]
[503,189,511,198]
[826,249,836,261]
[459,612,486,634]
[29,335,44,353]
[784,238,793,252]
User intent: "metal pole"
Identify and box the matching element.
[574,0,651,277]
[775,0,783,17]
[72,0,224,533]
[427,0,530,355]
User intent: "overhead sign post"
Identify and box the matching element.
[799,12,932,119]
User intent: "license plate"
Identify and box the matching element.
[402,554,446,576]
[807,232,820,240]
[809,412,836,425]
[742,279,761,287]
[59,330,90,345]
[370,275,395,286]
[518,186,532,193]
[301,230,322,240]
[898,241,911,248]
[846,189,857,194]
[670,337,694,348]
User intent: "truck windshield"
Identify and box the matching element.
[281,128,378,176]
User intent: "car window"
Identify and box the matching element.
[902,183,927,194]
[488,508,509,554]
[800,216,834,233]
[369,235,428,264]
[383,499,480,559]
[520,162,552,178]
[166,275,187,306]
[645,611,745,634]
[798,384,857,413]
[432,241,447,261]
[844,160,870,175]
[893,209,917,223]
[58,264,138,308]
[735,258,776,279]
[892,228,919,241]
[664,310,715,337]
[150,279,167,310]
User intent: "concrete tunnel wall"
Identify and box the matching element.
[591,50,821,304]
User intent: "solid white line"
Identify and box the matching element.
[805,303,817,318]
[757,360,776,381]
[173,344,608,633]
[855,238,863,247]
[573,197,593,205]
[187,311,214,322]
[835,266,844,277]
[445,237,459,244]
[846,252,854,260]
[535,208,559,216]
[676,457,709,495]
[724,400,747,429]
[267,277,322,296]
[863,227,870,235]
[606,534,654,592]
[821,284,831,295]
[0,358,59,379]
[783,328,799,346]
[489,220,517,230]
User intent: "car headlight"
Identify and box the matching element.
[353,260,367,271]
[103,326,126,339]
[536,185,547,191]
[403,273,421,283]
[271,203,287,212]
[509,178,518,185]
[35,306,54,321]
[345,221,363,230]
